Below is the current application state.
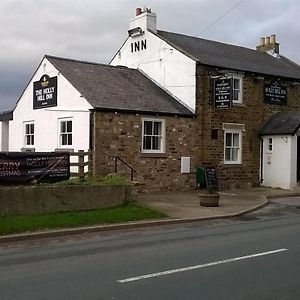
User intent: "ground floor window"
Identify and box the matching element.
[142,118,165,153]
[24,122,34,146]
[224,129,242,164]
[59,118,72,147]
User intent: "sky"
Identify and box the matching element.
[0,0,299,111]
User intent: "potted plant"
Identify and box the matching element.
[199,186,220,207]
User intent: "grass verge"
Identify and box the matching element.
[0,204,168,235]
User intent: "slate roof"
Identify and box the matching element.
[258,111,300,135]
[0,110,13,121]
[46,55,193,116]
[155,30,300,80]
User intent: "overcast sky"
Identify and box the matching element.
[1,0,299,111]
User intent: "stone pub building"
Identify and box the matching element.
[1,8,300,191]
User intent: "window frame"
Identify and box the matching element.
[141,118,166,154]
[268,138,273,152]
[24,121,35,147]
[224,129,242,165]
[58,118,73,148]
[231,74,243,104]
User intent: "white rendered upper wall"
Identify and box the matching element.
[111,9,196,112]
[9,57,92,152]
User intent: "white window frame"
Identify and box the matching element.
[268,138,273,152]
[231,74,243,104]
[58,118,73,148]
[224,129,242,164]
[24,121,35,147]
[141,118,166,154]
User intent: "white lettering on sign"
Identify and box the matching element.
[131,39,147,53]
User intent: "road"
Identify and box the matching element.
[0,197,300,299]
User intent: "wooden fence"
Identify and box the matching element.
[69,150,93,181]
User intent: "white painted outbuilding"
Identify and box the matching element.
[259,112,300,190]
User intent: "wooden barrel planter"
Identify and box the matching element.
[199,191,220,207]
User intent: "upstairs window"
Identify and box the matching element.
[268,138,273,152]
[142,118,165,153]
[232,75,243,104]
[24,122,34,146]
[59,118,72,147]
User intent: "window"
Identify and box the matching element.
[24,122,34,146]
[142,118,165,153]
[268,138,273,151]
[232,75,243,104]
[224,130,242,164]
[59,119,72,147]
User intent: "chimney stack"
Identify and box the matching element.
[256,34,280,55]
[129,7,157,34]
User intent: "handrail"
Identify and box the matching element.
[114,156,137,181]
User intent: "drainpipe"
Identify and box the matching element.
[260,137,264,183]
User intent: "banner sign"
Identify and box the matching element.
[33,74,58,109]
[0,152,70,184]
[264,81,287,105]
[214,78,232,109]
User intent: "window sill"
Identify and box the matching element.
[55,148,74,152]
[223,162,242,166]
[232,103,245,107]
[21,147,35,152]
[140,153,168,158]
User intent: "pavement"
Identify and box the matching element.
[1,186,300,243]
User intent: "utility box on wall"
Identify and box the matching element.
[181,157,191,174]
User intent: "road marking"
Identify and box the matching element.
[117,248,288,283]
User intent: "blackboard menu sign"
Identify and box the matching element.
[214,78,232,109]
[205,167,218,189]
[264,82,287,105]
[33,74,58,109]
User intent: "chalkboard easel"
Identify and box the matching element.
[205,167,218,190]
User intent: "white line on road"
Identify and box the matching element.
[117,248,288,283]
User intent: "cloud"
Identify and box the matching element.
[1,0,299,111]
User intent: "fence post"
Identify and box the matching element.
[88,150,93,176]
[78,150,85,182]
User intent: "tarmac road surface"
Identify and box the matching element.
[0,197,300,300]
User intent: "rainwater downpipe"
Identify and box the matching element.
[260,137,264,183]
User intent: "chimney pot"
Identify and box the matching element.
[266,36,270,45]
[136,8,142,16]
[270,34,276,44]
[260,37,265,46]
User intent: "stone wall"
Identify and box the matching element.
[196,64,300,189]
[0,185,133,216]
[92,112,201,192]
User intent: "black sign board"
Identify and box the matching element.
[264,81,287,105]
[205,167,218,189]
[33,75,57,109]
[0,152,70,184]
[214,78,232,109]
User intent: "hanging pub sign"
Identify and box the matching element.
[264,81,287,105]
[0,152,70,184]
[33,74,57,109]
[213,77,232,109]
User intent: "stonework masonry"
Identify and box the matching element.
[91,65,300,192]
[196,64,300,190]
[92,112,201,192]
